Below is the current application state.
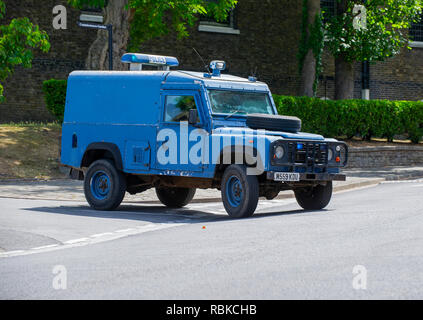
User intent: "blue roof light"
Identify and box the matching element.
[121,53,179,68]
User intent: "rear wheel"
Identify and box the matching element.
[221,165,259,218]
[294,181,332,210]
[84,159,126,211]
[156,187,196,208]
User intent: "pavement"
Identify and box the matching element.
[1,180,423,299]
[0,166,422,203]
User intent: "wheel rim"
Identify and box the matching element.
[225,175,243,207]
[90,171,111,200]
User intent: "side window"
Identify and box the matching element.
[164,95,199,123]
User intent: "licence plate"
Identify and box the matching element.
[274,172,300,182]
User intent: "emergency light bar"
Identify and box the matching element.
[121,53,179,71]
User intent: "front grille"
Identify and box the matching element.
[288,142,328,166]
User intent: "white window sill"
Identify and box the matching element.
[198,24,240,35]
[409,41,423,48]
[79,13,104,23]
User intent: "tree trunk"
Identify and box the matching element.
[334,0,354,100]
[85,0,131,71]
[335,55,354,100]
[300,0,320,97]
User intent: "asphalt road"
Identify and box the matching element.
[0,181,423,299]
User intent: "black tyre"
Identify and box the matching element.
[156,187,196,208]
[246,113,301,133]
[221,165,259,218]
[294,181,332,210]
[84,159,126,211]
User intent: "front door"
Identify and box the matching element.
[155,91,208,173]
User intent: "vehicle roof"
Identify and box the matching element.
[69,69,270,91]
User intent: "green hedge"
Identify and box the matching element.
[42,79,67,122]
[273,95,423,143]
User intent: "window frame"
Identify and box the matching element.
[198,9,240,35]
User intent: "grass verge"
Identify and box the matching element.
[0,123,66,180]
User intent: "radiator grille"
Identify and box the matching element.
[288,142,328,166]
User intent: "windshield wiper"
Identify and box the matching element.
[225,108,244,120]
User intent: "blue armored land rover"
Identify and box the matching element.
[61,53,348,218]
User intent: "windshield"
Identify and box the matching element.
[208,90,275,116]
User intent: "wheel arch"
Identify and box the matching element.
[213,145,265,181]
[81,142,123,171]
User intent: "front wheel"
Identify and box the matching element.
[84,159,126,211]
[294,181,332,210]
[221,165,259,218]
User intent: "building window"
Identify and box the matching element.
[321,0,335,22]
[81,0,107,13]
[198,9,240,35]
[410,15,423,43]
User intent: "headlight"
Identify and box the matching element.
[275,146,284,159]
[328,148,333,161]
[335,145,341,152]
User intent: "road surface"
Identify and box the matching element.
[1,181,422,299]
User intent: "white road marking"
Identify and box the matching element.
[115,228,136,233]
[31,244,59,250]
[64,237,90,244]
[90,232,114,238]
[0,223,184,258]
[2,250,24,255]
[382,179,423,184]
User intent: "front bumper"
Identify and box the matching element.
[266,171,346,182]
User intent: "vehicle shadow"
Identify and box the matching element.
[24,202,324,225]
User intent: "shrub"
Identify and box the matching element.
[273,95,423,143]
[42,79,67,122]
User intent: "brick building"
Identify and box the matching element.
[1,0,422,123]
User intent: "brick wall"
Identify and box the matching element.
[0,0,97,122]
[348,145,423,168]
[318,47,423,101]
[139,0,304,97]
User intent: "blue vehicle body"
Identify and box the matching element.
[62,72,345,174]
[61,53,348,216]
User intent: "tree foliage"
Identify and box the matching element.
[0,0,50,102]
[325,0,423,63]
[69,0,237,51]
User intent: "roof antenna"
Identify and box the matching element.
[193,47,210,74]
[253,66,258,77]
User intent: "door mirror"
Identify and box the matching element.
[188,109,199,125]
